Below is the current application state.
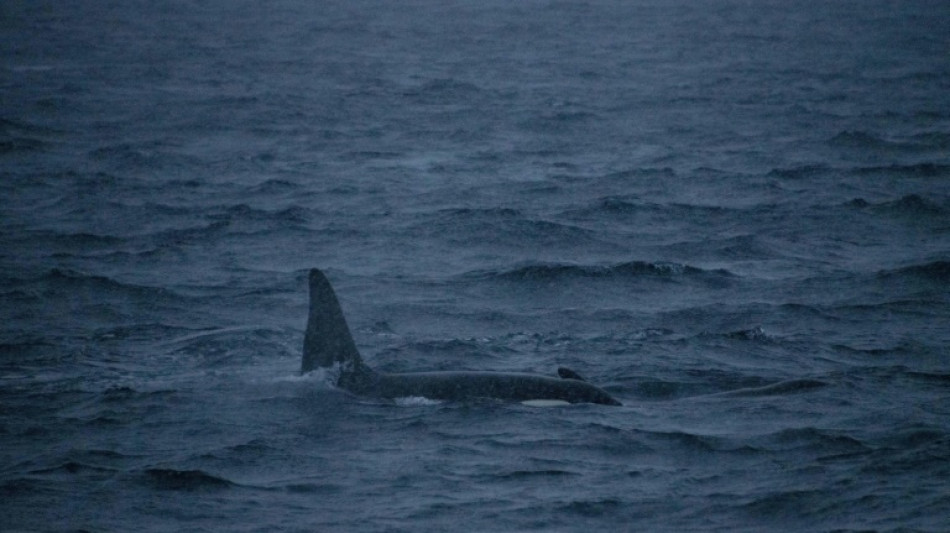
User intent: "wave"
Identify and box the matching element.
[161,326,293,367]
[523,110,600,132]
[738,489,828,518]
[483,260,734,283]
[35,268,181,300]
[394,396,445,407]
[495,469,578,481]
[717,378,828,397]
[557,498,622,517]
[50,202,313,249]
[663,234,780,261]
[402,78,485,104]
[0,268,184,305]
[0,116,61,135]
[857,423,950,475]
[0,339,56,359]
[52,387,182,429]
[628,365,818,401]
[628,427,768,456]
[878,260,950,282]
[206,203,310,225]
[829,130,893,149]
[281,482,344,494]
[769,163,950,180]
[767,164,831,180]
[29,459,117,476]
[223,439,274,456]
[435,207,522,219]
[0,117,58,153]
[853,163,950,178]
[148,220,230,245]
[390,338,511,356]
[645,430,731,453]
[828,130,950,153]
[96,385,178,403]
[828,359,949,388]
[143,468,234,491]
[245,178,301,194]
[415,211,595,247]
[131,201,196,217]
[601,167,676,181]
[0,136,47,153]
[87,142,201,171]
[721,326,773,342]
[19,449,141,480]
[910,131,950,150]
[852,194,948,215]
[6,229,126,252]
[765,427,868,451]
[544,110,598,123]
[593,196,640,214]
[575,196,737,220]
[905,370,950,386]
[338,150,403,162]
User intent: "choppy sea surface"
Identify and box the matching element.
[3,1,950,531]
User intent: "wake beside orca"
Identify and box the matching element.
[302,268,622,406]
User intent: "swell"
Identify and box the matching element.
[715,378,829,397]
[0,269,199,347]
[0,136,47,153]
[877,260,950,282]
[159,326,294,368]
[852,163,950,178]
[87,142,203,172]
[573,196,741,218]
[5,199,314,260]
[28,461,116,477]
[142,468,235,490]
[829,130,950,153]
[479,260,734,283]
[627,371,826,402]
[663,234,780,261]
[3,268,184,301]
[413,209,597,247]
[5,229,126,255]
[0,117,60,154]
[770,163,950,180]
[14,449,135,483]
[845,194,949,217]
[54,386,182,429]
[130,202,313,242]
[205,203,311,226]
[475,469,580,482]
[578,424,871,457]
[375,338,514,370]
[401,78,486,105]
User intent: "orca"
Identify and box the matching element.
[302,268,622,406]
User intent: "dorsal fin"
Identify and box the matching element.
[557,367,586,382]
[302,269,365,373]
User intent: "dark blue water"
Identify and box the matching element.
[3,1,949,531]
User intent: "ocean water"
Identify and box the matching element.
[2,0,950,531]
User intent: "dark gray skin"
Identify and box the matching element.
[303,268,621,406]
[347,370,621,405]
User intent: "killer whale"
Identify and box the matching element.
[302,268,621,406]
